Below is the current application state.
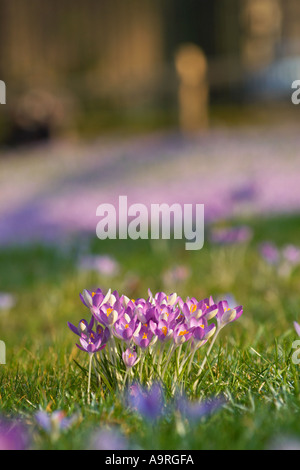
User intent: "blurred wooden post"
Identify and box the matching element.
[175,43,209,134]
[241,0,282,70]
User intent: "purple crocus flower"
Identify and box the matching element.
[149,319,174,342]
[152,304,178,325]
[67,316,94,337]
[96,324,111,344]
[94,300,121,327]
[113,312,138,342]
[76,330,106,355]
[133,325,154,349]
[134,301,155,324]
[179,296,217,321]
[190,320,216,350]
[173,323,193,346]
[127,382,164,421]
[215,300,243,329]
[122,348,139,368]
[180,301,202,321]
[80,288,113,317]
[148,290,178,308]
[197,297,218,320]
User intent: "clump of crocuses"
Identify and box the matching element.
[68,288,243,400]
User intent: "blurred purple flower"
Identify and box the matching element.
[209,225,253,245]
[78,255,120,277]
[89,427,129,450]
[0,293,16,311]
[0,418,29,450]
[259,242,280,265]
[176,395,225,423]
[127,382,164,421]
[282,245,300,265]
[230,183,257,203]
[162,265,190,287]
[35,410,78,440]
[260,242,300,273]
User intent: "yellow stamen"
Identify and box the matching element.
[125,324,129,329]
[190,304,197,313]
[107,307,113,316]
[142,333,148,340]
[162,326,168,336]
[179,329,188,336]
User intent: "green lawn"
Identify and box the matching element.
[1,213,300,450]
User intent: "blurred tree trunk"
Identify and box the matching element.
[0,0,8,80]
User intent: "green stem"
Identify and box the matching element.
[139,350,146,379]
[186,348,197,375]
[192,327,220,393]
[162,342,175,379]
[176,344,183,372]
[123,368,130,390]
[87,354,93,405]
[157,342,165,376]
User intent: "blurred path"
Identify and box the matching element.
[0,125,300,245]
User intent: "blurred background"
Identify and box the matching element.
[0,0,300,245]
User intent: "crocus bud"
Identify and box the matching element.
[122,348,138,368]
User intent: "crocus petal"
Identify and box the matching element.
[67,322,80,336]
[101,288,112,306]
[82,289,93,308]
